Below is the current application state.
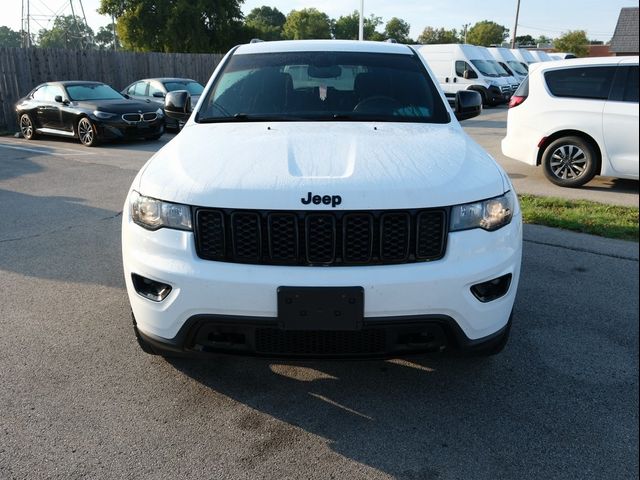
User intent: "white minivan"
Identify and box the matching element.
[417,44,512,106]
[488,47,529,82]
[122,40,522,358]
[502,56,639,187]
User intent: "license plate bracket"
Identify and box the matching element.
[277,286,364,331]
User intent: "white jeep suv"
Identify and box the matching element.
[502,56,639,187]
[122,40,522,357]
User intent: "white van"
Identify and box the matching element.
[479,47,520,95]
[529,50,552,62]
[511,48,535,68]
[417,44,512,106]
[488,47,529,82]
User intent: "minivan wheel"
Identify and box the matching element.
[77,117,100,147]
[542,136,598,187]
[19,114,37,140]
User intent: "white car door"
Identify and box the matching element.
[602,65,639,177]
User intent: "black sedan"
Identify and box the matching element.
[15,81,165,147]
[122,77,203,130]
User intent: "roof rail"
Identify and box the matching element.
[249,38,264,44]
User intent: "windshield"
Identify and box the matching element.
[489,60,510,77]
[198,51,449,123]
[470,60,500,77]
[66,84,123,101]
[164,81,204,95]
[507,60,528,76]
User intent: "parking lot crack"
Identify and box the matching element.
[524,238,639,262]
[0,211,122,244]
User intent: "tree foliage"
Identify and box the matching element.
[282,8,331,40]
[38,15,94,49]
[95,25,120,50]
[245,6,286,41]
[332,11,382,40]
[99,0,245,52]
[466,20,509,46]
[553,30,589,57]
[0,26,22,47]
[384,17,411,43]
[417,26,459,44]
[515,34,535,46]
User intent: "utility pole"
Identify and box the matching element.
[112,15,117,51]
[462,23,470,44]
[358,0,364,41]
[511,0,521,48]
[26,0,31,47]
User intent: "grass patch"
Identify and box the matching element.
[519,194,639,242]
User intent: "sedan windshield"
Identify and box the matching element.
[66,84,123,101]
[198,51,449,123]
[164,81,204,95]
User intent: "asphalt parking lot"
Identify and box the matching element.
[0,111,638,479]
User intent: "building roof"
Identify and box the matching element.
[610,7,639,53]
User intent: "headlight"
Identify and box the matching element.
[93,110,115,119]
[450,191,515,232]
[130,191,192,231]
[156,108,164,116]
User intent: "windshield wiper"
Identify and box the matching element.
[198,113,307,123]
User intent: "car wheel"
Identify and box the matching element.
[77,117,100,147]
[19,113,37,140]
[542,136,598,187]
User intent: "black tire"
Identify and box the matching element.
[542,136,598,187]
[471,89,489,107]
[77,117,100,147]
[19,113,38,140]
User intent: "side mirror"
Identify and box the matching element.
[152,91,165,98]
[122,93,130,99]
[164,90,191,121]
[463,69,478,80]
[455,90,482,121]
[54,95,64,103]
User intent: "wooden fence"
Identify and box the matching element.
[0,47,224,132]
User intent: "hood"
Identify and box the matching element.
[74,98,159,114]
[138,122,505,210]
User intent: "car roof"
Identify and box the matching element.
[529,55,639,73]
[138,77,199,83]
[46,81,105,86]
[234,39,414,56]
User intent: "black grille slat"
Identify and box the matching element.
[196,210,225,260]
[380,213,410,261]
[194,208,447,266]
[231,212,261,260]
[343,213,373,263]
[306,214,336,264]
[268,213,298,261]
[416,211,446,259]
[255,328,386,355]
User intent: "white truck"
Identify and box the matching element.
[488,47,529,82]
[417,43,513,106]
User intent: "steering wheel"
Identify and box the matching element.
[353,95,403,114]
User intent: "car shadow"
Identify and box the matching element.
[0,144,46,181]
[0,189,124,289]
[582,178,639,195]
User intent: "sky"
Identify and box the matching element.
[3,0,638,43]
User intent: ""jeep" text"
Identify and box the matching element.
[300,192,342,207]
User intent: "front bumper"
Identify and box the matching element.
[94,117,165,140]
[122,201,523,355]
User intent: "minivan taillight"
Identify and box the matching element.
[509,95,527,108]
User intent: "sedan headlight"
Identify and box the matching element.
[450,191,515,232]
[93,110,116,119]
[130,191,192,231]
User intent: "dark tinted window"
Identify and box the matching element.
[199,51,449,124]
[544,66,616,100]
[455,60,470,77]
[623,66,639,102]
[66,84,123,101]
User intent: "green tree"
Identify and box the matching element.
[466,20,509,46]
[0,26,22,47]
[95,25,121,50]
[515,34,535,46]
[245,6,286,41]
[282,8,331,40]
[553,30,589,57]
[38,15,95,49]
[536,35,553,46]
[332,11,382,40]
[417,26,459,44]
[384,17,411,43]
[99,0,244,53]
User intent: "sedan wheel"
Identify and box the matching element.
[542,136,598,188]
[77,117,99,147]
[19,114,37,140]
